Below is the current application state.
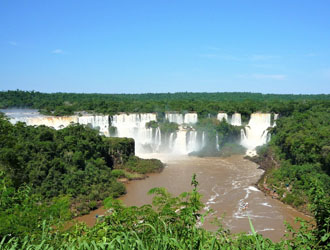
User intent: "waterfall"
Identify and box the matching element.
[166,112,198,124]
[3,109,279,157]
[217,113,228,122]
[216,133,220,151]
[172,129,188,154]
[241,113,272,156]
[169,132,175,150]
[111,113,157,153]
[78,115,110,136]
[230,113,242,126]
[184,113,198,124]
[273,113,279,127]
[26,116,78,130]
[155,127,162,151]
[165,113,184,124]
[240,128,247,142]
[202,131,205,148]
[187,130,198,152]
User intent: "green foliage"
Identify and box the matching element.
[0,118,161,217]
[111,169,126,178]
[191,118,242,156]
[1,90,329,117]
[257,102,330,246]
[159,121,178,134]
[103,137,135,165]
[145,120,158,129]
[1,175,328,249]
[271,105,330,172]
[0,171,71,238]
[122,156,164,174]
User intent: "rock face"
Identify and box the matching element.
[2,109,277,156]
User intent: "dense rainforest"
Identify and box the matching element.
[1,90,330,118]
[0,90,329,249]
[254,103,330,245]
[0,115,163,237]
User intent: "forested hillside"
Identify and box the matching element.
[0,115,163,238]
[254,103,330,245]
[1,90,329,116]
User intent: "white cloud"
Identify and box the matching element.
[52,49,64,54]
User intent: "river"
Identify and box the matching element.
[77,154,311,242]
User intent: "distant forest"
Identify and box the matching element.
[1,90,330,116]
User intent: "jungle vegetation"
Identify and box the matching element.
[0,115,163,219]
[0,90,329,248]
[254,103,330,247]
[1,90,330,117]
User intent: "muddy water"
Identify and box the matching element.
[118,154,311,242]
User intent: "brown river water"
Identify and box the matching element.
[75,154,311,242]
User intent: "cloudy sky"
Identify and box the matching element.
[1,0,330,94]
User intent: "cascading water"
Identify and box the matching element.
[165,112,198,124]
[19,115,78,130]
[111,113,157,153]
[186,130,199,153]
[217,113,228,122]
[273,114,279,127]
[3,109,277,157]
[78,115,110,136]
[169,132,175,150]
[216,133,220,151]
[155,127,162,151]
[230,113,242,126]
[240,113,272,156]
[184,113,198,124]
[172,129,188,155]
[165,113,184,124]
[202,131,206,148]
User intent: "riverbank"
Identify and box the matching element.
[116,154,310,241]
[245,149,313,217]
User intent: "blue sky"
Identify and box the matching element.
[1,0,330,94]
